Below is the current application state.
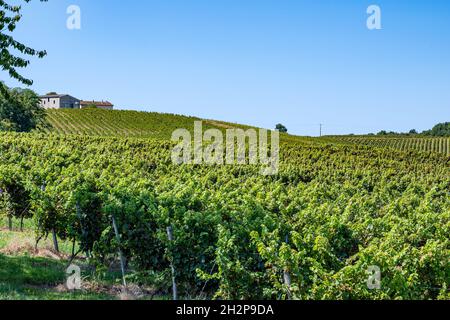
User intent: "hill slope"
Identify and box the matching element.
[325,136,450,156]
[40,108,330,148]
[1,109,449,300]
[41,109,450,155]
[42,109,255,140]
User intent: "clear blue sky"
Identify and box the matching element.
[3,0,450,136]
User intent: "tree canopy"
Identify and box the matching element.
[371,123,449,137]
[422,122,450,137]
[0,85,47,132]
[275,123,288,133]
[0,0,47,89]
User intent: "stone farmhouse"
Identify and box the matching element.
[39,93,114,110]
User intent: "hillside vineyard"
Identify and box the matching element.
[0,131,448,299]
[43,109,450,156]
[331,136,450,156]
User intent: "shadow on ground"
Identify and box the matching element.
[0,254,114,300]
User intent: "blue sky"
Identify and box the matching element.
[3,0,450,135]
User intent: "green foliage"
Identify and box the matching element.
[0,131,448,300]
[83,104,98,109]
[0,165,32,223]
[0,86,47,132]
[329,136,450,156]
[41,108,258,140]
[422,122,450,137]
[0,0,47,86]
[276,123,288,133]
[367,123,449,137]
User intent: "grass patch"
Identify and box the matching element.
[0,254,64,286]
[0,219,166,300]
[0,219,119,300]
[0,284,114,300]
[0,254,115,300]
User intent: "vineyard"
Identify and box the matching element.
[327,136,450,156]
[1,0,449,302]
[0,116,449,299]
[41,109,254,140]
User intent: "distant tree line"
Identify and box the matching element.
[421,122,450,137]
[369,122,450,137]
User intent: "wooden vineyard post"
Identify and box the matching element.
[283,233,292,300]
[167,226,178,300]
[112,214,127,287]
[41,184,59,253]
[52,229,60,253]
[75,202,87,257]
